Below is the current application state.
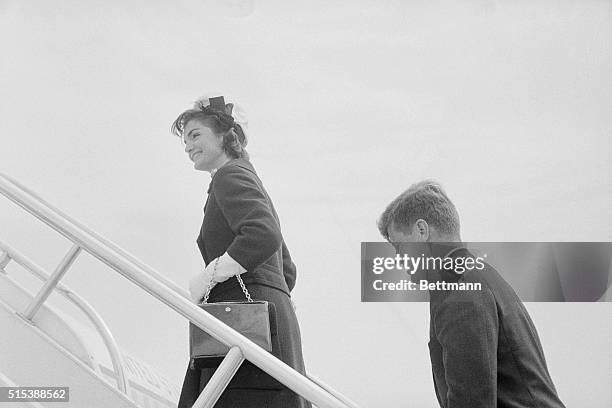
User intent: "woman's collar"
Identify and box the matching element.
[209,157,234,178]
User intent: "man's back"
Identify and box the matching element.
[427,248,565,408]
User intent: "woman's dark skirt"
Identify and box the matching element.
[177,283,312,408]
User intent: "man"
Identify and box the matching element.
[378,180,565,408]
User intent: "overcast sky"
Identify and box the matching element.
[1,1,611,406]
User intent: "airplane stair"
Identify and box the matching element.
[0,172,361,408]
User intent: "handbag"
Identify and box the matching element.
[189,257,273,369]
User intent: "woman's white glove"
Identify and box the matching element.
[188,266,215,304]
[188,252,247,303]
[210,252,247,283]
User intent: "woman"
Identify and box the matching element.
[173,94,311,408]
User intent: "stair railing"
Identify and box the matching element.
[0,240,130,394]
[0,173,361,408]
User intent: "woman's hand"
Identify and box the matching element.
[188,253,246,303]
[210,252,247,283]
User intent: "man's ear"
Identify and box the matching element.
[414,219,430,241]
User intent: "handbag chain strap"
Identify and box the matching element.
[235,273,253,303]
[202,257,253,304]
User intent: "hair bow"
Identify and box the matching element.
[197,96,235,128]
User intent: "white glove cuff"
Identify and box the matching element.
[212,252,247,282]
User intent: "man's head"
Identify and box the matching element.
[378,180,461,244]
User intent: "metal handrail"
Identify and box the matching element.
[0,240,130,394]
[0,174,361,408]
[0,172,358,408]
[0,175,189,300]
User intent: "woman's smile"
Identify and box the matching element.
[189,151,202,161]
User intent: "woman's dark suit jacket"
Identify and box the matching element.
[178,158,310,408]
[197,158,296,297]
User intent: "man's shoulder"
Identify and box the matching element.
[437,278,496,305]
[466,260,523,306]
[431,284,498,337]
[430,263,499,314]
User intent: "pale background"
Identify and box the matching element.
[1,1,611,406]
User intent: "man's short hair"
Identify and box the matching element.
[377,180,460,240]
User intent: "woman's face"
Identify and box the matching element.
[183,119,227,172]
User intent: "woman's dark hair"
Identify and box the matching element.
[171,108,249,160]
